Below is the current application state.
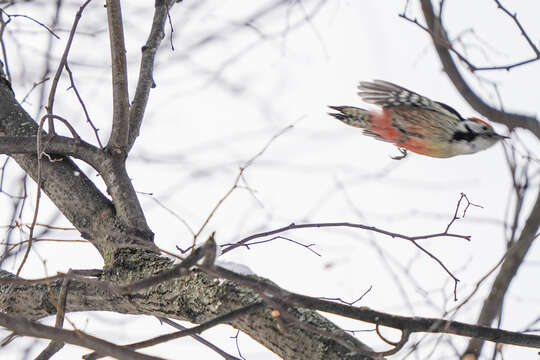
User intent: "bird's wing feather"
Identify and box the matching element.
[358,80,463,123]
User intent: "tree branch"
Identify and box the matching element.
[0,136,103,170]
[463,188,540,357]
[127,0,178,152]
[46,0,92,133]
[0,312,165,360]
[419,0,540,139]
[106,0,130,151]
[34,277,70,360]
[201,264,540,349]
[84,302,264,360]
[0,83,114,253]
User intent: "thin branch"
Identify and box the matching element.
[15,113,49,276]
[0,313,165,360]
[34,277,70,360]
[319,285,373,306]
[222,220,468,295]
[401,2,539,72]
[463,188,540,357]
[193,124,293,246]
[83,302,263,360]
[46,0,92,134]
[493,0,539,56]
[444,192,483,233]
[65,62,103,148]
[157,318,241,360]
[39,114,81,141]
[21,77,49,105]
[374,326,410,356]
[417,0,540,138]
[221,235,322,257]
[223,221,469,255]
[127,0,178,151]
[0,11,12,84]
[0,10,60,39]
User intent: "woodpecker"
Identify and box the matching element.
[329,80,507,158]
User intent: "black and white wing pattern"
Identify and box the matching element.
[357,80,464,122]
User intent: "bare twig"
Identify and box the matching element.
[230,330,247,360]
[84,302,262,360]
[47,0,92,134]
[444,192,483,233]
[224,220,469,255]
[15,113,49,276]
[65,63,103,148]
[417,0,540,138]
[319,285,372,305]
[34,277,70,360]
[20,77,49,105]
[0,313,165,360]
[401,1,539,72]
[222,220,468,295]
[157,318,241,360]
[0,9,60,39]
[492,0,539,56]
[127,0,178,151]
[221,235,322,257]
[193,124,293,247]
[463,189,540,357]
[0,11,12,84]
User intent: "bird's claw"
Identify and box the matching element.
[391,147,408,160]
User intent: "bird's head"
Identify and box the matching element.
[451,117,508,154]
[464,117,508,140]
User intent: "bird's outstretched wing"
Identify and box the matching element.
[358,80,463,122]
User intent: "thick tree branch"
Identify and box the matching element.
[0,136,103,170]
[419,0,540,139]
[98,155,154,243]
[127,0,178,152]
[0,257,379,360]
[106,0,130,151]
[0,80,153,254]
[0,83,113,253]
[202,264,540,349]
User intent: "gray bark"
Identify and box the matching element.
[0,79,376,359]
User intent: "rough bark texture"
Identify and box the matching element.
[0,78,378,358]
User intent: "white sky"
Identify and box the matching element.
[1,0,539,359]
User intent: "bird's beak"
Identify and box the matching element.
[495,133,510,140]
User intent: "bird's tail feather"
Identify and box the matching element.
[328,105,371,129]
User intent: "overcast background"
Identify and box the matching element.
[0,0,539,359]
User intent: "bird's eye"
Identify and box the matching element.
[481,125,488,130]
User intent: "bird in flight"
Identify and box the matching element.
[329,80,507,159]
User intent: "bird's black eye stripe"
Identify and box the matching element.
[453,131,477,142]
[465,124,473,133]
[482,125,488,130]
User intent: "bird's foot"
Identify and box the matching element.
[391,147,408,160]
